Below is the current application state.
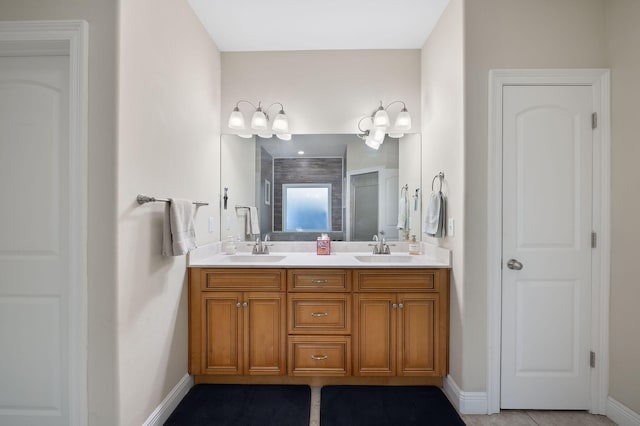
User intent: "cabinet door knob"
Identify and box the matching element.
[398,303,404,309]
[236,302,241,308]
[311,279,329,284]
[242,302,248,308]
[392,303,398,309]
[310,355,329,361]
[310,312,328,317]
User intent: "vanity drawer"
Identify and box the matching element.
[288,269,351,292]
[354,269,438,292]
[288,293,351,334]
[202,269,285,291]
[288,336,351,376]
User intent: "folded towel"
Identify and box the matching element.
[245,206,260,236]
[162,199,197,256]
[424,191,446,238]
[397,197,408,230]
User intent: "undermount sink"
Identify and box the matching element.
[227,255,286,263]
[355,255,414,263]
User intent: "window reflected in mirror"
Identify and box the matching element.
[283,184,331,232]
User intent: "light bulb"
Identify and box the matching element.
[257,133,273,139]
[238,133,253,139]
[388,131,404,138]
[276,133,292,141]
[394,108,412,131]
[228,108,245,129]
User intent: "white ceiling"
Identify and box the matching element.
[187,0,450,52]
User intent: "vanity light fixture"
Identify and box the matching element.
[228,100,291,140]
[357,100,412,150]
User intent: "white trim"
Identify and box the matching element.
[487,69,611,415]
[607,397,640,426]
[443,375,488,415]
[0,20,89,426]
[143,374,194,426]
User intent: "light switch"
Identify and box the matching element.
[447,218,455,237]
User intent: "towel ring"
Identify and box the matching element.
[431,172,445,192]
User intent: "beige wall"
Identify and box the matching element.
[221,50,421,134]
[421,0,465,388]
[463,0,607,392]
[0,1,118,424]
[604,0,640,414]
[116,0,220,424]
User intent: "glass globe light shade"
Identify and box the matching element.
[393,108,412,131]
[251,109,268,130]
[271,110,289,133]
[228,108,245,130]
[373,107,390,128]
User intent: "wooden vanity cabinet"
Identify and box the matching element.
[287,269,352,377]
[189,269,286,376]
[353,269,449,377]
[189,266,449,384]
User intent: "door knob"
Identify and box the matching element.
[507,259,523,270]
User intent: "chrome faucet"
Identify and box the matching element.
[368,230,392,254]
[249,234,272,255]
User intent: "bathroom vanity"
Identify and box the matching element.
[188,248,450,386]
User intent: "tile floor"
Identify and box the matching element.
[308,386,617,426]
[462,410,616,426]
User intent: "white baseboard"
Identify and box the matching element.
[443,375,488,415]
[607,397,640,426]
[142,374,194,426]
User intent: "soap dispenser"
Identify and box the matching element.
[409,235,420,255]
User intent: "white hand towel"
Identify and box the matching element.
[424,191,446,238]
[397,197,407,230]
[245,206,260,236]
[162,199,197,256]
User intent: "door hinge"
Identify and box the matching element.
[591,232,597,248]
[590,351,596,368]
[592,112,598,129]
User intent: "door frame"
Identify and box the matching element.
[0,21,89,425]
[487,69,610,415]
[346,166,383,241]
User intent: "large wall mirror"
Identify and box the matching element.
[220,134,422,241]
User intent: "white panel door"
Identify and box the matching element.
[0,55,72,425]
[501,85,593,409]
[379,168,399,240]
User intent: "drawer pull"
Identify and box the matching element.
[310,355,329,361]
[310,279,329,284]
[310,312,328,317]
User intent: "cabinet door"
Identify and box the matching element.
[353,293,396,376]
[202,292,243,375]
[397,293,438,376]
[244,292,286,375]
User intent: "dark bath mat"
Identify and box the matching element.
[321,385,465,426]
[164,384,311,426]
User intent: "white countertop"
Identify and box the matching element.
[188,242,451,269]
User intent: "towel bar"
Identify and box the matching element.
[431,172,445,192]
[136,194,209,206]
